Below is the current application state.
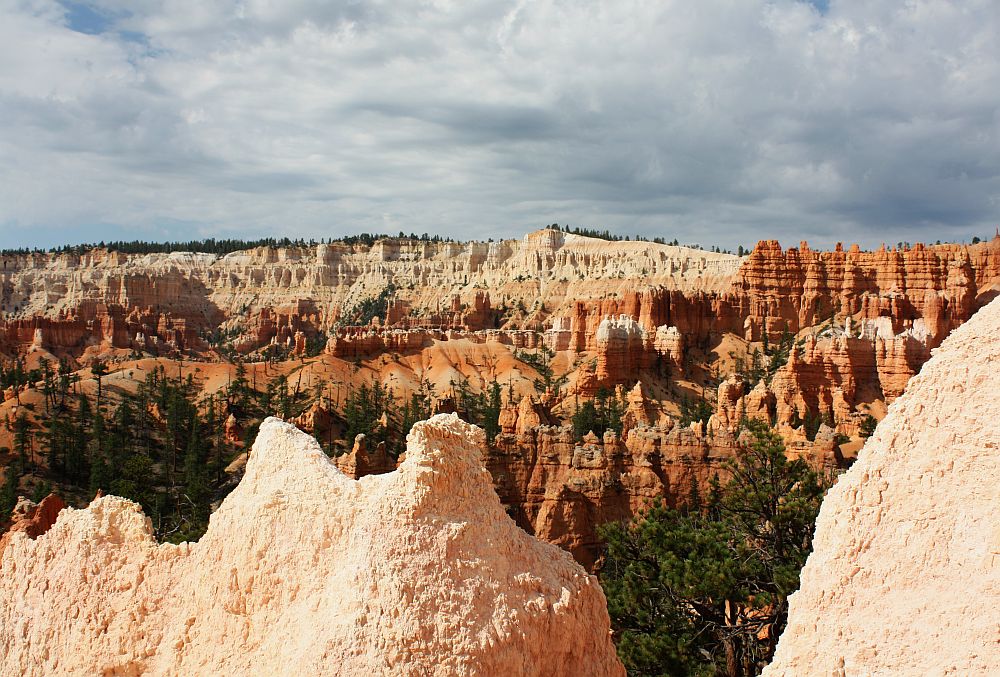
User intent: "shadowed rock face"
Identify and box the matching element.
[0,414,624,677]
[0,493,65,559]
[764,296,1000,676]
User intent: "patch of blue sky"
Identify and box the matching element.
[60,1,115,35]
[800,0,830,15]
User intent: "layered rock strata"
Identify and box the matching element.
[0,231,739,338]
[0,415,623,676]
[764,296,1000,676]
[489,417,842,569]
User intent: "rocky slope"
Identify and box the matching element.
[0,415,623,676]
[328,384,842,570]
[764,296,1000,676]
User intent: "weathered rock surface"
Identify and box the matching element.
[735,237,1000,344]
[764,296,1000,676]
[489,416,744,568]
[0,493,65,559]
[0,231,739,343]
[0,415,623,676]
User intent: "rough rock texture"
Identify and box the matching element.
[334,433,396,479]
[488,418,744,568]
[764,296,1000,676]
[711,315,940,439]
[735,237,1000,343]
[595,315,645,384]
[0,415,623,677]
[0,493,66,559]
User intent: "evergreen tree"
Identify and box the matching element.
[678,394,713,427]
[600,419,828,676]
[859,414,878,438]
[571,388,627,441]
[0,457,23,518]
[91,359,108,412]
[572,400,600,440]
[481,381,502,440]
[88,412,110,494]
[13,413,33,468]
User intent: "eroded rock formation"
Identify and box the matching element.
[764,296,1000,676]
[0,493,65,560]
[735,237,1000,343]
[488,416,743,568]
[0,415,623,676]
[0,231,739,346]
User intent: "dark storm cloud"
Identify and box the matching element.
[0,0,997,250]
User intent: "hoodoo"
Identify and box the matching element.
[0,414,623,676]
[764,296,1000,675]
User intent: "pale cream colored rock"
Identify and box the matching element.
[764,297,1000,676]
[0,414,624,677]
[0,230,740,328]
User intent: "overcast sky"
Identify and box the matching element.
[0,0,997,250]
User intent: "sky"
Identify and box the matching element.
[0,0,997,250]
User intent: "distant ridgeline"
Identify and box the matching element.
[1,225,994,258]
[0,232,461,257]
[3,224,741,257]
[542,224,745,254]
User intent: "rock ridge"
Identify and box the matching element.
[0,414,623,676]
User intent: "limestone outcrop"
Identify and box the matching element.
[0,415,623,676]
[764,296,1000,676]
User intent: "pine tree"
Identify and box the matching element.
[572,400,600,440]
[481,381,502,440]
[0,457,24,517]
[91,359,108,412]
[13,413,33,468]
[600,419,828,676]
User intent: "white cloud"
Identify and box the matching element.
[0,0,997,249]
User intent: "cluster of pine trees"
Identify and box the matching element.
[545,222,748,254]
[2,237,304,257]
[0,358,44,392]
[343,285,397,326]
[0,232,468,258]
[732,328,798,392]
[571,387,627,440]
[339,377,503,457]
[0,363,236,542]
[546,223,672,244]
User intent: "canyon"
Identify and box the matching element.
[2,229,999,571]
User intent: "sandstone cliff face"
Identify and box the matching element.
[764,296,1000,676]
[711,315,940,439]
[539,236,1000,397]
[0,415,623,676]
